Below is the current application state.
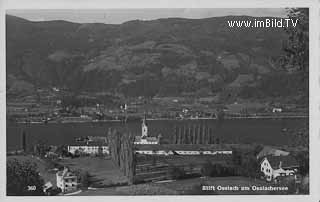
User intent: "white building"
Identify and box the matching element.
[176,150,200,155]
[135,150,154,155]
[203,151,233,155]
[260,155,299,182]
[68,142,109,155]
[56,168,78,193]
[272,108,282,113]
[135,150,232,156]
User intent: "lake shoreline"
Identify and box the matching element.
[13,115,308,125]
[7,116,308,151]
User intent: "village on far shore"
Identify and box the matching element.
[7,86,308,125]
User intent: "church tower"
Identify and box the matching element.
[141,114,148,138]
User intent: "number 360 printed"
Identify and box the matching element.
[27,186,37,191]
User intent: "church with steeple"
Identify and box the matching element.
[134,115,160,145]
[141,115,148,138]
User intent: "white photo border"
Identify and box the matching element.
[0,1,318,202]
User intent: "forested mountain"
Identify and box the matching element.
[6,14,306,100]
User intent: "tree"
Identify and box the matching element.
[240,155,259,178]
[201,161,213,177]
[97,146,103,157]
[253,144,264,156]
[282,8,309,92]
[7,159,44,196]
[61,94,82,110]
[22,131,27,152]
[201,162,235,177]
[299,174,309,194]
[74,149,80,158]
[294,151,309,176]
[232,149,242,166]
[284,124,308,148]
[56,145,69,157]
[74,169,90,188]
[232,149,260,178]
[33,141,50,156]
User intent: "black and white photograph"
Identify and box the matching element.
[4,6,311,196]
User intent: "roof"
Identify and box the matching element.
[256,146,290,159]
[135,144,232,151]
[87,136,107,142]
[264,155,299,170]
[57,168,77,178]
[134,136,158,142]
[69,141,108,146]
[62,116,93,121]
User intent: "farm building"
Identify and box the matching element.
[134,136,159,144]
[134,144,233,156]
[260,155,299,182]
[76,136,107,144]
[135,150,175,155]
[67,142,109,155]
[272,108,283,113]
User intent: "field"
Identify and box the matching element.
[135,144,233,151]
[58,156,128,187]
[134,154,233,183]
[77,176,271,195]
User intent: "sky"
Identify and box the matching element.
[6,8,288,24]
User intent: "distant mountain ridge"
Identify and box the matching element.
[7,14,302,100]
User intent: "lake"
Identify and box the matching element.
[7,118,308,151]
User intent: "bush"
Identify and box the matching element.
[45,187,62,196]
[299,175,309,194]
[231,149,260,178]
[7,159,45,196]
[74,169,90,188]
[201,161,213,177]
[294,151,309,176]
